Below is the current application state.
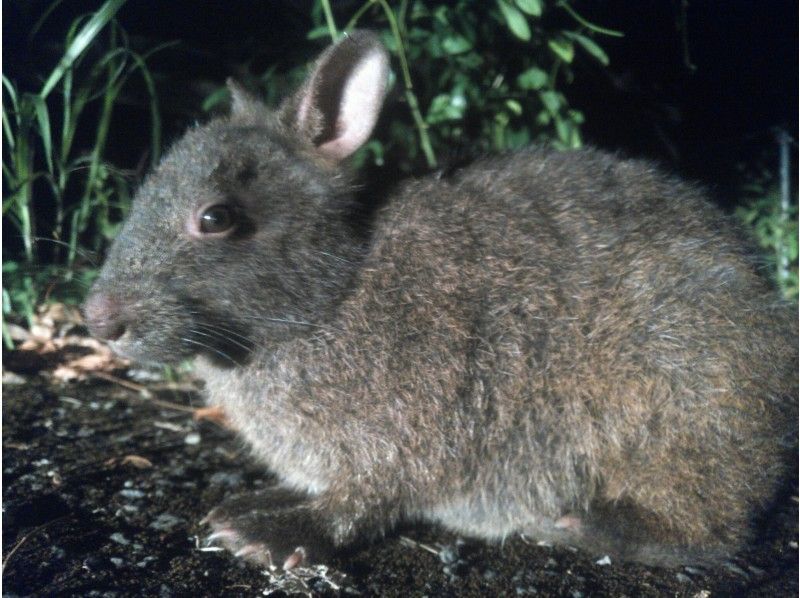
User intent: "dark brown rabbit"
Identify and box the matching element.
[84,31,797,569]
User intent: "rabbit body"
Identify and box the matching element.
[85,32,797,568]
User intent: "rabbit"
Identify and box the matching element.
[83,31,797,570]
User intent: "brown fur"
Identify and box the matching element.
[85,32,797,568]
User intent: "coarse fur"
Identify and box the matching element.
[85,32,797,568]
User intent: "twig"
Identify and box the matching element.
[2,516,68,573]
[90,371,197,413]
[399,535,439,555]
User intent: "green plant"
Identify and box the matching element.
[204,0,621,174]
[2,0,166,347]
[736,138,799,301]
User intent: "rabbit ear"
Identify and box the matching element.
[280,31,389,162]
[227,78,265,121]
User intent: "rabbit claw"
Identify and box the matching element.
[200,488,331,569]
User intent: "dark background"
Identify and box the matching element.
[4,0,798,205]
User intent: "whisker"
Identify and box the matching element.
[191,320,255,345]
[315,250,355,265]
[189,326,254,356]
[181,337,242,367]
[30,237,102,266]
[232,314,341,332]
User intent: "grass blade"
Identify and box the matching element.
[39,0,127,99]
[32,95,54,174]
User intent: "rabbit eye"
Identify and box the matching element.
[199,204,235,234]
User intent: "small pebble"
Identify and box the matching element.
[77,427,94,438]
[438,546,458,565]
[128,368,164,383]
[119,489,145,499]
[109,532,129,545]
[83,555,105,572]
[136,556,158,568]
[149,513,184,531]
[184,432,201,445]
[595,555,612,566]
[50,546,66,560]
[722,562,749,578]
[209,471,243,487]
[2,371,26,385]
[110,557,124,568]
[684,566,704,576]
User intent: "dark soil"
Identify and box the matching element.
[3,375,797,597]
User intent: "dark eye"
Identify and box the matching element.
[199,204,235,234]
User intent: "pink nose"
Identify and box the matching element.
[83,292,127,341]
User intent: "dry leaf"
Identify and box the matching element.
[120,455,153,469]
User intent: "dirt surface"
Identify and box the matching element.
[2,370,797,597]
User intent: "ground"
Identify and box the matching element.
[2,342,798,597]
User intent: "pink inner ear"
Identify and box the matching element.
[317,50,388,161]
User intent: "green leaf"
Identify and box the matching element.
[555,116,570,143]
[497,0,531,42]
[536,110,551,125]
[306,26,330,40]
[2,75,19,115]
[507,127,531,148]
[564,31,609,66]
[539,90,561,114]
[201,87,230,113]
[568,109,585,124]
[40,0,127,98]
[442,35,473,54]
[515,0,542,17]
[31,95,53,174]
[548,38,574,63]
[516,66,548,90]
[427,93,467,124]
[494,111,510,126]
[505,99,523,116]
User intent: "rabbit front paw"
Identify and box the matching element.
[202,487,333,569]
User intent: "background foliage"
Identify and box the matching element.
[205,0,623,175]
[2,0,166,346]
[2,0,797,347]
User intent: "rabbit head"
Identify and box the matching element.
[84,32,389,366]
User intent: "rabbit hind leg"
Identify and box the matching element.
[556,498,734,567]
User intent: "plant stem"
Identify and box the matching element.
[344,0,378,33]
[73,52,118,269]
[375,0,437,169]
[319,0,339,42]
[777,129,791,289]
[557,1,623,37]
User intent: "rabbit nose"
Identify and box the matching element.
[83,292,127,341]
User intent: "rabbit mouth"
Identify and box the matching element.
[101,311,255,369]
